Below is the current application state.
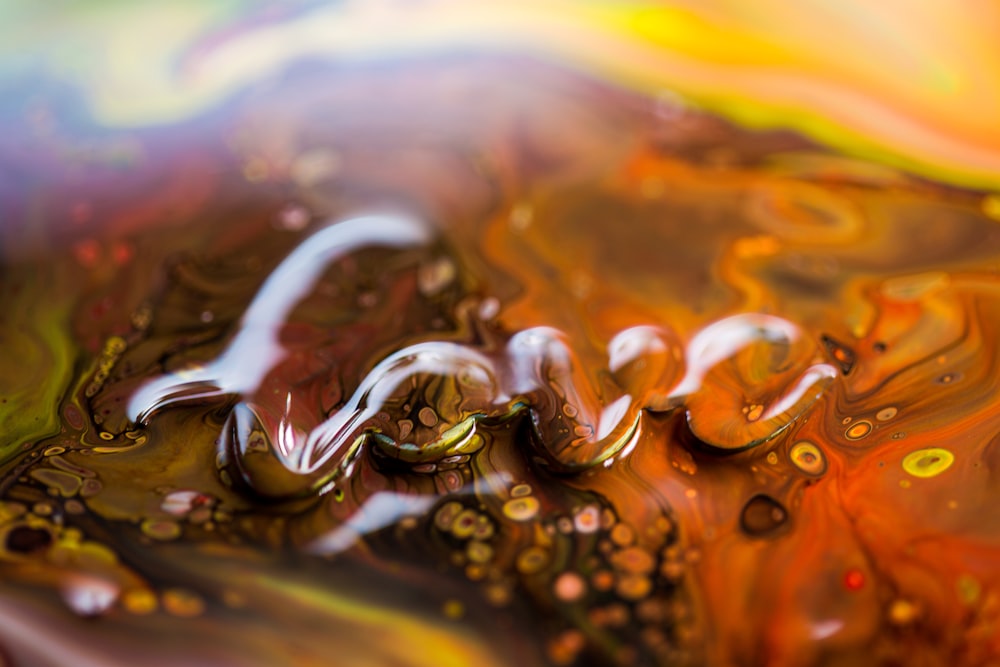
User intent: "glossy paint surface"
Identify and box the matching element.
[2,4,999,666]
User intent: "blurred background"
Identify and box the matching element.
[3,0,1000,189]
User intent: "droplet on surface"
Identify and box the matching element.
[62,577,119,617]
[740,495,789,537]
[554,572,587,602]
[845,420,872,440]
[573,505,601,533]
[80,479,103,498]
[466,541,494,564]
[141,519,182,541]
[902,448,954,478]
[843,568,866,591]
[434,501,464,532]
[821,334,856,375]
[981,193,1000,220]
[615,575,653,601]
[610,523,636,547]
[610,547,656,575]
[660,560,686,583]
[592,570,615,592]
[887,599,919,626]
[934,372,961,385]
[451,509,480,539]
[471,516,495,541]
[503,496,540,522]
[162,589,205,617]
[509,327,643,469]
[547,629,585,666]
[5,526,52,554]
[681,315,836,451]
[122,589,159,615]
[417,406,439,428]
[516,546,550,575]
[789,441,827,476]
[417,256,457,296]
[875,406,898,421]
[275,203,311,231]
[161,490,210,516]
[484,583,512,607]
[28,469,82,497]
[510,483,532,498]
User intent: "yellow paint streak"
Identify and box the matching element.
[256,575,503,667]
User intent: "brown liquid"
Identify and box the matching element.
[2,55,1000,666]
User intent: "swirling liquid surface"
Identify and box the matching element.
[2,5,1000,667]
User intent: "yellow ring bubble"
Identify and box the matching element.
[789,441,827,476]
[503,496,540,522]
[902,448,954,478]
[845,420,872,440]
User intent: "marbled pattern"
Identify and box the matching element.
[2,47,1000,667]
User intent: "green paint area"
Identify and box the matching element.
[0,270,77,464]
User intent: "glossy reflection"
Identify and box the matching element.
[3,35,1000,667]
